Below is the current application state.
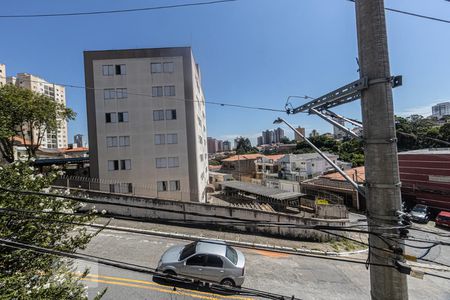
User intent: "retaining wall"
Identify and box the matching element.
[60,188,349,242]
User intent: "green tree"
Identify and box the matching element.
[235,136,256,154]
[439,123,450,142]
[0,85,76,162]
[279,136,290,144]
[0,162,104,299]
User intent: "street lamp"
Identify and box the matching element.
[273,117,365,197]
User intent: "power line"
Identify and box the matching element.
[0,75,288,113]
[0,0,238,19]
[0,238,299,300]
[3,199,450,280]
[346,0,450,24]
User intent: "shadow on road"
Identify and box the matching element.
[152,275,240,296]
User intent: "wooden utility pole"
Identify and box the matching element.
[355,0,408,299]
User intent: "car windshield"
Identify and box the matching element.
[412,206,427,213]
[226,246,238,265]
[179,242,197,261]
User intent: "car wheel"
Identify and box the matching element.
[163,270,177,277]
[220,278,235,287]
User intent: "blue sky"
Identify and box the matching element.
[1,0,449,145]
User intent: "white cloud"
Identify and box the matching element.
[396,100,448,117]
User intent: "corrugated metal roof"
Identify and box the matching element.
[220,181,305,200]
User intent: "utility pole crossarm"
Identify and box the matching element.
[290,78,368,114]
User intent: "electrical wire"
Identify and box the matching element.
[0,238,299,300]
[0,189,404,233]
[0,75,288,114]
[346,0,450,24]
[0,0,238,19]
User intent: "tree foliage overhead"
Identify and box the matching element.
[0,84,76,162]
[0,162,104,299]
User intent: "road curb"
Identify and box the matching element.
[96,223,369,257]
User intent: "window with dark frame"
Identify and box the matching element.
[165,109,176,120]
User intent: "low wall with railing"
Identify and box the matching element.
[56,187,349,242]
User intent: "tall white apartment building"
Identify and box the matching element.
[432,102,450,119]
[84,47,209,202]
[0,64,68,149]
[0,64,6,85]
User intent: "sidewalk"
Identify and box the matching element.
[94,217,368,255]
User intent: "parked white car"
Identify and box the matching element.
[157,240,245,287]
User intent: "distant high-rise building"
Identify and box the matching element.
[223,140,231,152]
[262,130,274,145]
[217,140,223,152]
[294,127,305,142]
[84,47,208,202]
[273,127,285,143]
[432,102,450,119]
[1,66,68,149]
[74,134,83,148]
[207,137,217,154]
[257,136,263,146]
[310,129,319,138]
[333,117,347,139]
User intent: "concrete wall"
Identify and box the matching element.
[68,188,348,242]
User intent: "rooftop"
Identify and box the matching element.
[398,148,450,155]
[220,181,305,201]
[322,166,365,183]
[222,154,265,162]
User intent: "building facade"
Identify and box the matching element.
[74,134,84,148]
[332,117,346,139]
[3,69,68,149]
[84,47,208,202]
[0,64,5,85]
[273,127,285,143]
[207,137,217,154]
[223,140,231,152]
[294,127,305,142]
[432,102,450,119]
[262,130,274,145]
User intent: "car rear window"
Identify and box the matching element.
[180,242,197,261]
[226,246,238,265]
[438,215,450,222]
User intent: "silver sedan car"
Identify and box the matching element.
[156,240,245,287]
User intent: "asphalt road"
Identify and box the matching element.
[77,222,450,300]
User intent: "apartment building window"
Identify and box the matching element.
[120,159,131,170]
[118,112,128,122]
[109,183,120,193]
[200,154,203,162]
[165,109,177,120]
[108,160,119,171]
[154,134,165,145]
[105,112,117,123]
[157,181,168,192]
[121,183,133,193]
[106,136,118,147]
[164,85,175,97]
[119,136,130,147]
[116,88,128,99]
[169,180,180,191]
[168,157,179,168]
[156,158,167,168]
[104,89,116,100]
[115,64,126,75]
[151,63,162,73]
[199,136,203,144]
[163,62,174,73]
[197,116,202,128]
[152,86,163,97]
[167,133,178,144]
[153,110,165,121]
[102,65,114,76]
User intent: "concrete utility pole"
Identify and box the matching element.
[355,1,408,299]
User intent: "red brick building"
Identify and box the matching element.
[398,149,450,211]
